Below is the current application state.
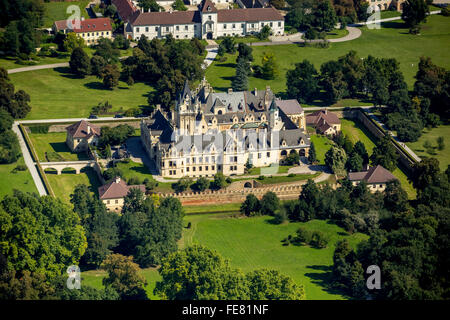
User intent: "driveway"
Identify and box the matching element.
[125,137,159,175]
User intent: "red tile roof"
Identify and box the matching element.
[306,109,341,125]
[112,0,139,22]
[54,18,112,33]
[98,177,146,199]
[130,10,201,25]
[66,120,101,139]
[348,165,397,184]
[217,7,284,22]
[202,0,218,13]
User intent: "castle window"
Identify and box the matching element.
[223,24,227,29]
[145,27,149,32]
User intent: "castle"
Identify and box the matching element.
[140,78,311,178]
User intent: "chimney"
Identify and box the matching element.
[81,17,85,21]
[254,88,257,96]
[87,124,91,134]
[228,88,233,94]
[115,177,121,184]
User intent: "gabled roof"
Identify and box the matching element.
[348,165,397,184]
[112,0,138,22]
[217,7,283,23]
[130,10,201,25]
[66,120,101,139]
[306,109,340,125]
[276,99,303,115]
[98,177,146,200]
[201,0,218,13]
[54,18,112,33]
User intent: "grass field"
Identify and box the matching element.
[406,125,450,170]
[181,213,368,300]
[0,157,37,198]
[46,167,101,205]
[29,132,89,162]
[310,135,334,165]
[81,213,368,300]
[10,67,151,120]
[43,0,91,28]
[206,15,450,100]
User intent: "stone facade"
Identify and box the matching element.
[141,78,310,178]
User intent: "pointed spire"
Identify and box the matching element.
[181,79,191,100]
[269,98,277,112]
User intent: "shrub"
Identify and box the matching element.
[29,125,50,134]
[309,231,328,248]
[258,175,265,180]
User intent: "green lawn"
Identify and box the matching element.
[46,167,101,206]
[114,160,174,193]
[43,0,91,28]
[9,67,151,120]
[325,28,349,39]
[82,267,161,300]
[0,157,37,198]
[256,173,320,184]
[183,202,242,214]
[81,213,367,300]
[310,134,335,165]
[406,125,450,170]
[246,164,294,175]
[29,132,89,162]
[206,15,450,99]
[181,213,368,300]
[0,54,71,70]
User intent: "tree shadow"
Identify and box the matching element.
[216,63,236,68]
[81,167,101,196]
[129,165,151,176]
[304,265,350,297]
[222,76,234,81]
[84,82,109,90]
[49,142,70,153]
[380,21,408,29]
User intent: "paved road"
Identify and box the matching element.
[364,109,422,162]
[7,62,69,74]
[19,116,140,124]
[12,123,47,196]
[202,47,218,69]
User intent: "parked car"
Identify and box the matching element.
[114,114,124,118]
[88,114,98,119]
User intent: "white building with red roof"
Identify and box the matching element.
[306,109,341,136]
[98,177,146,212]
[348,165,397,192]
[66,120,101,153]
[53,17,113,45]
[125,0,284,40]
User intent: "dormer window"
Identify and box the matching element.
[208,6,211,11]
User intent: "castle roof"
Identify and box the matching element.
[348,165,397,184]
[98,177,145,200]
[66,120,101,139]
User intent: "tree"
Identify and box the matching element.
[98,124,134,147]
[69,47,91,77]
[117,195,184,267]
[218,36,236,55]
[104,4,117,18]
[138,0,164,12]
[246,269,305,300]
[0,130,20,164]
[155,245,249,300]
[63,32,84,53]
[346,152,363,172]
[231,59,249,91]
[331,239,366,298]
[353,141,369,165]
[0,109,13,133]
[314,0,338,32]
[320,60,348,103]
[260,52,278,80]
[0,191,87,279]
[383,179,409,213]
[101,254,148,300]
[285,150,300,165]
[258,25,272,40]
[113,34,130,50]
[99,64,120,89]
[70,184,119,269]
[211,172,227,190]
[286,60,319,103]
[94,38,120,64]
[260,192,280,216]
[325,146,347,176]
[237,43,253,63]
[172,0,187,11]
[90,55,107,76]
[308,142,317,163]
[0,68,31,119]
[437,136,445,151]
[191,177,209,192]
[173,176,193,193]
[370,135,398,171]
[402,0,429,34]
[410,157,441,191]
[240,194,261,216]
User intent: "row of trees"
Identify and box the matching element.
[0,67,32,164]
[287,51,448,142]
